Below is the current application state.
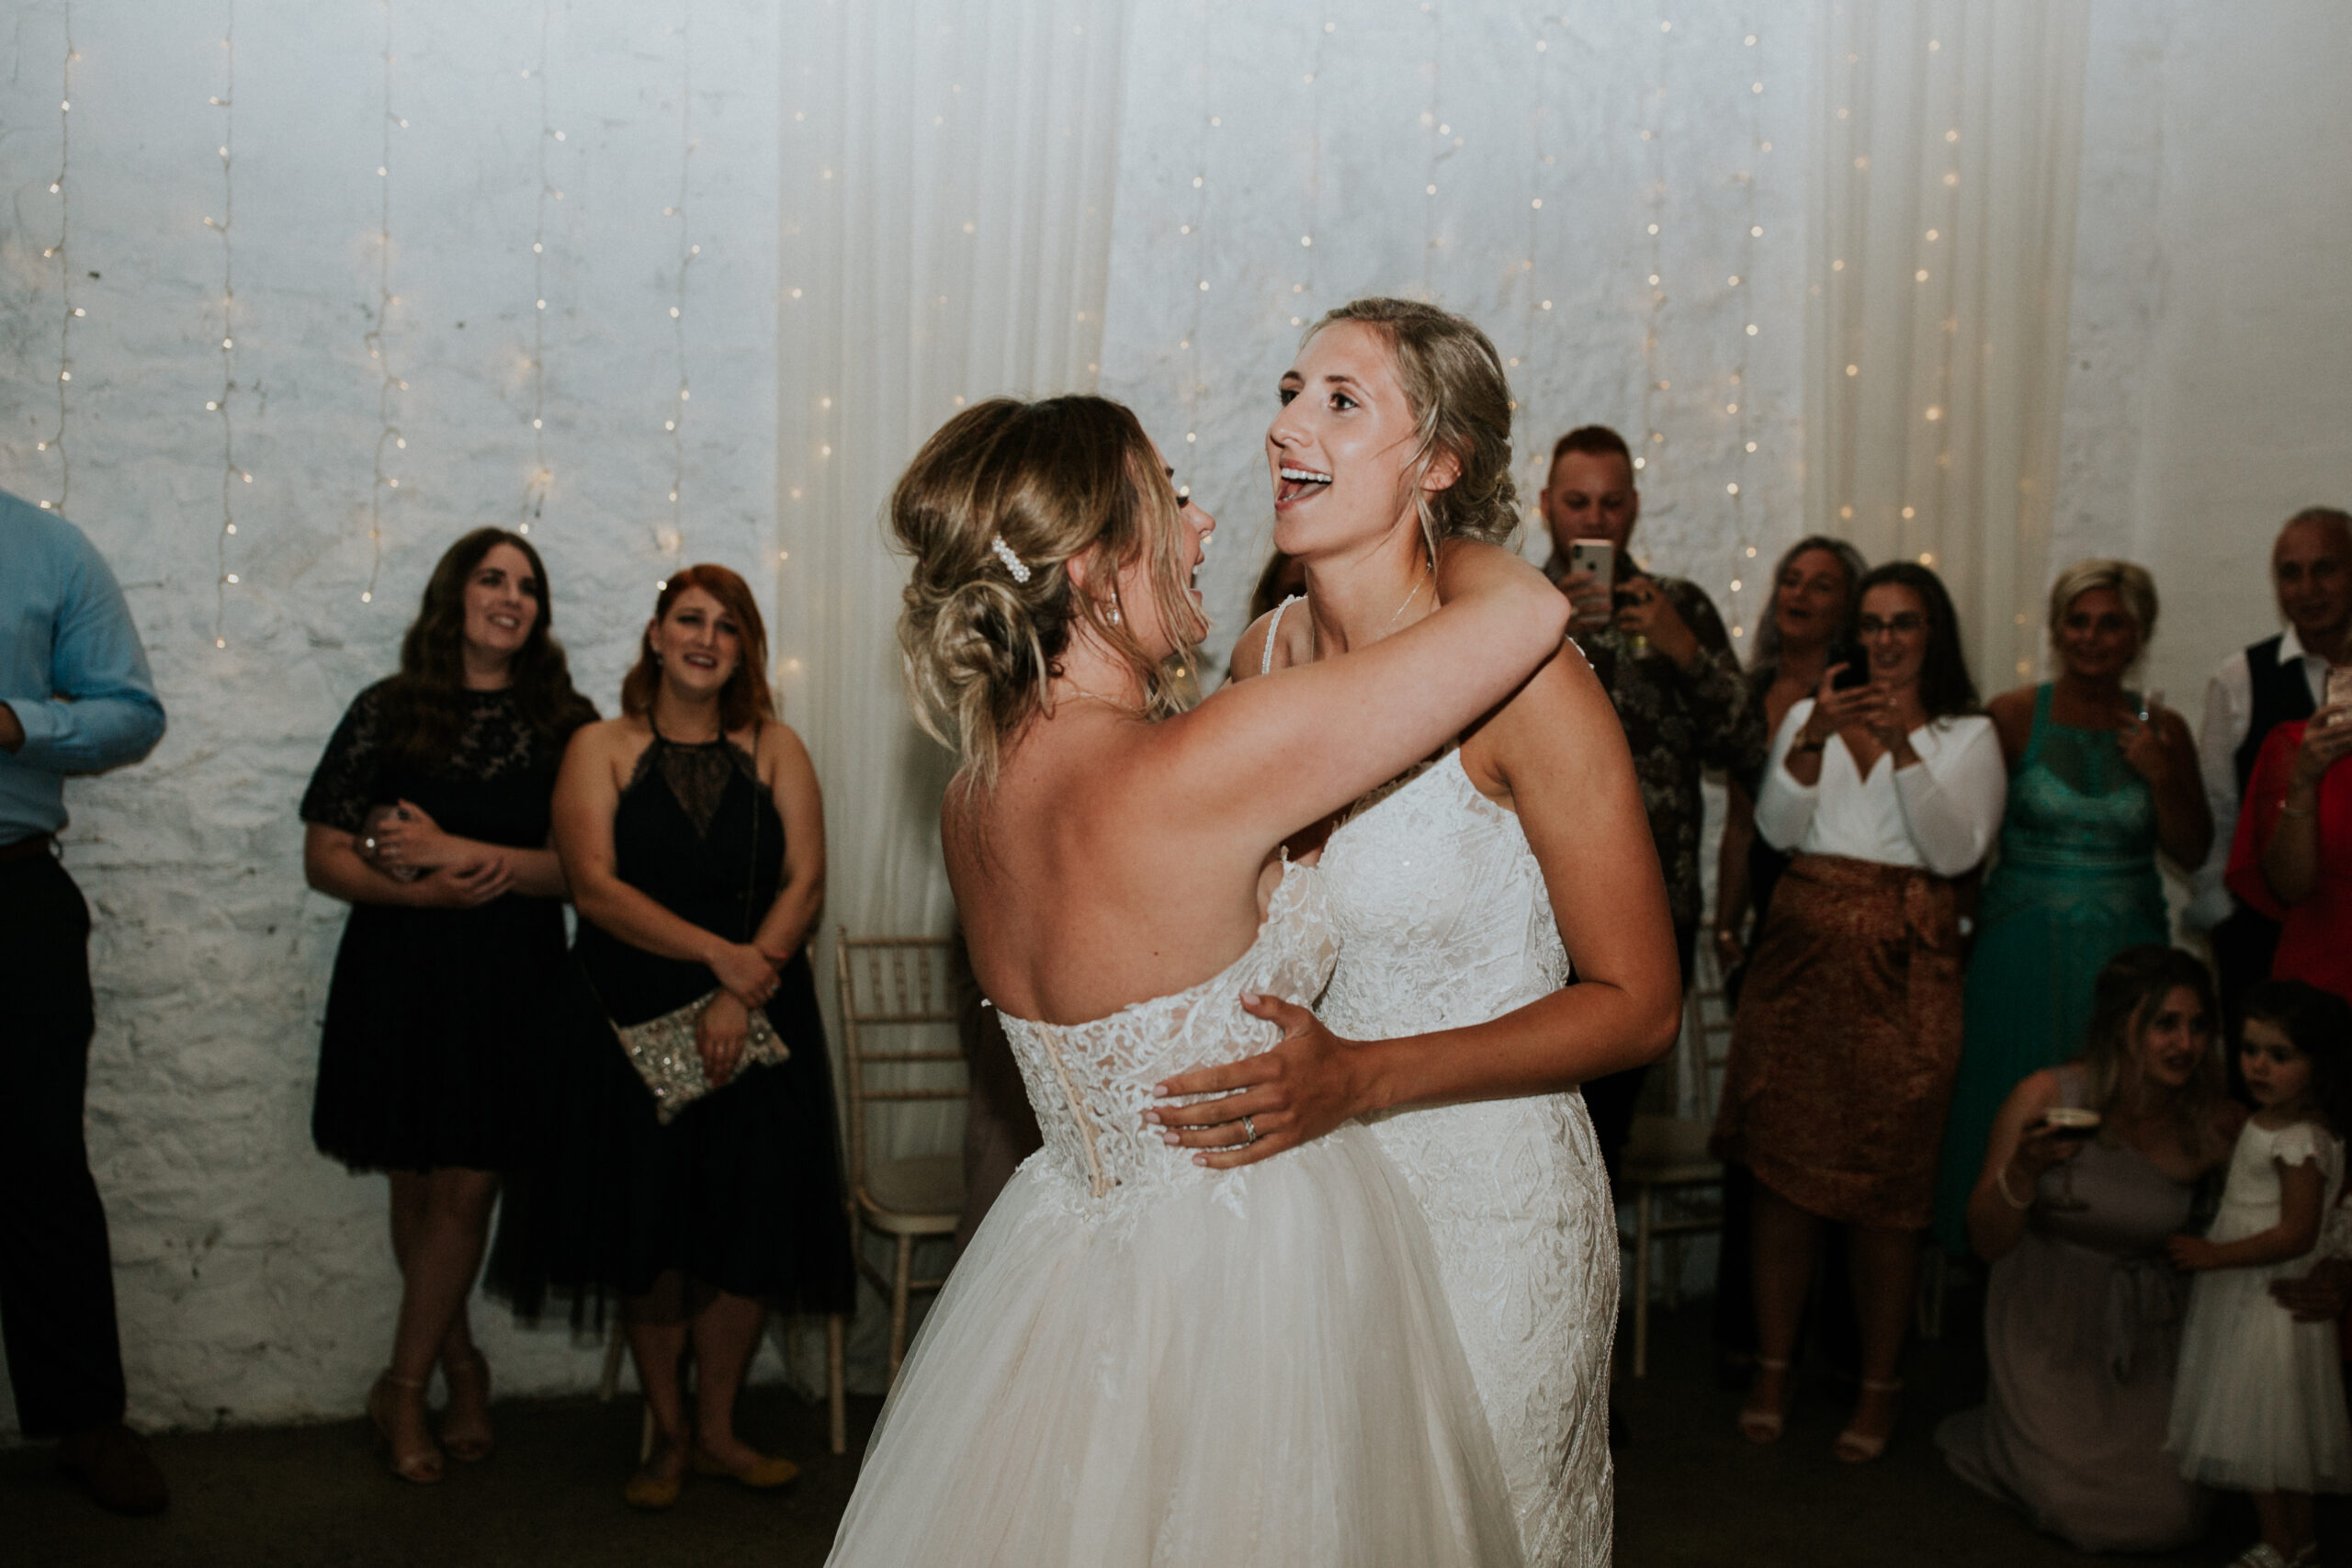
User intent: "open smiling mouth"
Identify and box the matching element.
[1277,466,1332,505]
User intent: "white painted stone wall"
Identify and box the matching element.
[0,0,780,1435]
[2051,0,2352,706]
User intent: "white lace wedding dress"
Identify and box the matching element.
[824,862,1524,1567]
[1318,750,1618,1568]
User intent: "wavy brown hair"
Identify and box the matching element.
[894,395,1204,789]
[382,526,595,768]
[619,564,775,732]
[1854,560,1976,720]
[1309,299,1519,557]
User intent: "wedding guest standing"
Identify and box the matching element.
[1930,562,2210,1256]
[2229,690,2352,1005]
[1709,535,1866,1381]
[300,527,595,1483]
[489,566,853,1510]
[1939,945,2238,1553]
[2196,510,2352,1037]
[1713,561,2005,1463]
[1543,423,1766,1181]
[0,491,168,1515]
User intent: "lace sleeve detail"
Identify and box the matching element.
[2269,1120,2335,1174]
[300,681,392,832]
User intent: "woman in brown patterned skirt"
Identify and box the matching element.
[1712,562,2007,1462]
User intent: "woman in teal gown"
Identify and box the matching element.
[1931,562,2212,1256]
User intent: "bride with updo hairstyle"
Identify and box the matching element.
[825,393,1571,1567]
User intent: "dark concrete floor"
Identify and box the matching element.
[8,1297,2241,1567]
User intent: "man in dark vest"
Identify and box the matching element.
[2192,507,2352,1045]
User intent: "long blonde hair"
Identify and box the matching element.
[893,396,1204,788]
[1307,299,1519,559]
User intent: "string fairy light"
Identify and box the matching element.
[1418,3,1445,299]
[520,5,556,535]
[360,1,408,606]
[1633,14,1669,489]
[1722,16,1764,642]
[657,6,695,564]
[206,6,244,647]
[1177,0,1213,451]
[35,8,79,514]
[1287,6,1329,331]
[1510,13,1559,470]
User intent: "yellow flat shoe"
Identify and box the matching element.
[624,1461,684,1510]
[689,1448,800,1491]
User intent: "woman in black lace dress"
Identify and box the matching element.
[490,564,853,1508]
[300,528,597,1483]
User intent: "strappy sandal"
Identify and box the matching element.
[1833,1378,1903,1463]
[1737,1356,1791,1444]
[367,1371,444,1484]
[440,1348,494,1463]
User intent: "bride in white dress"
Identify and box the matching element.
[1170,300,1682,1568]
[824,393,1572,1566]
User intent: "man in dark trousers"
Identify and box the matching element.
[2193,507,2351,1048]
[1,490,169,1513]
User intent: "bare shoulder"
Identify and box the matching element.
[1985,685,2036,755]
[1462,631,1612,795]
[2007,1066,2065,1116]
[1227,597,1311,682]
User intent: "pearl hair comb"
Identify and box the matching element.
[990,534,1032,583]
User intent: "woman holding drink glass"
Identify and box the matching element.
[1710,561,2006,1461]
[1939,945,2241,1552]
[2229,670,2352,1005]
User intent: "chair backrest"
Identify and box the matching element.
[833,931,967,1191]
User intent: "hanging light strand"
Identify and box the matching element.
[1634,13,1669,487]
[1512,14,1557,457]
[521,5,554,535]
[1178,0,1212,450]
[1724,17,1762,639]
[1288,6,1329,328]
[211,4,241,647]
[361,1,406,606]
[1418,4,1444,299]
[36,7,78,514]
[660,7,695,558]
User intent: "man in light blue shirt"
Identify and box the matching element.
[2,488,169,1514]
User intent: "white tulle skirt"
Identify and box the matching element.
[824,1124,1524,1567]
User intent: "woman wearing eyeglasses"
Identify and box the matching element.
[1928,562,2209,1261]
[1711,561,2007,1463]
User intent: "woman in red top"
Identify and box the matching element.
[2230,696,2352,1000]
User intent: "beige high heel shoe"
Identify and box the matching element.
[1833,1378,1903,1463]
[367,1371,444,1484]
[440,1348,493,1464]
[1737,1357,1792,1444]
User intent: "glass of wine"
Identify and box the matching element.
[2040,1107,2101,1212]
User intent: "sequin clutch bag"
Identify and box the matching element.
[613,993,789,1125]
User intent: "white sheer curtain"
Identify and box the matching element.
[1804,0,2090,688]
[771,0,1131,1380]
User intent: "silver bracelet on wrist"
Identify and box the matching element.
[1994,1164,2034,1211]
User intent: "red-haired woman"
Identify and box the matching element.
[301,527,598,1483]
[489,566,853,1508]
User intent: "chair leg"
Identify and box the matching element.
[598,1315,628,1402]
[1633,1185,1654,1379]
[828,1313,847,1456]
[888,1234,914,1380]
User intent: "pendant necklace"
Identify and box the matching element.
[1308,556,1432,661]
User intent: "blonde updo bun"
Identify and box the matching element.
[893,395,1203,788]
[1309,298,1521,555]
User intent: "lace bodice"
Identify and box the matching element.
[995,862,1337,1215]
[1319,751,1571,1034]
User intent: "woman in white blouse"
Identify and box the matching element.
[1711,561,2007,1463]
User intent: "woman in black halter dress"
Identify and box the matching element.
[491,565,853,1506]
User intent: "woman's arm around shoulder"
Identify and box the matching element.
[1147,541,1567,855]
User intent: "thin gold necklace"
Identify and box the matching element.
[1308,557,1432,662]
[1058,687,1144,717]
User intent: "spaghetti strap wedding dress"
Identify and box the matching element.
[1318,750,1618,1568]
[823,862,1523,1568]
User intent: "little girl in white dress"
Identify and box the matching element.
[2167,980,2352,1568]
